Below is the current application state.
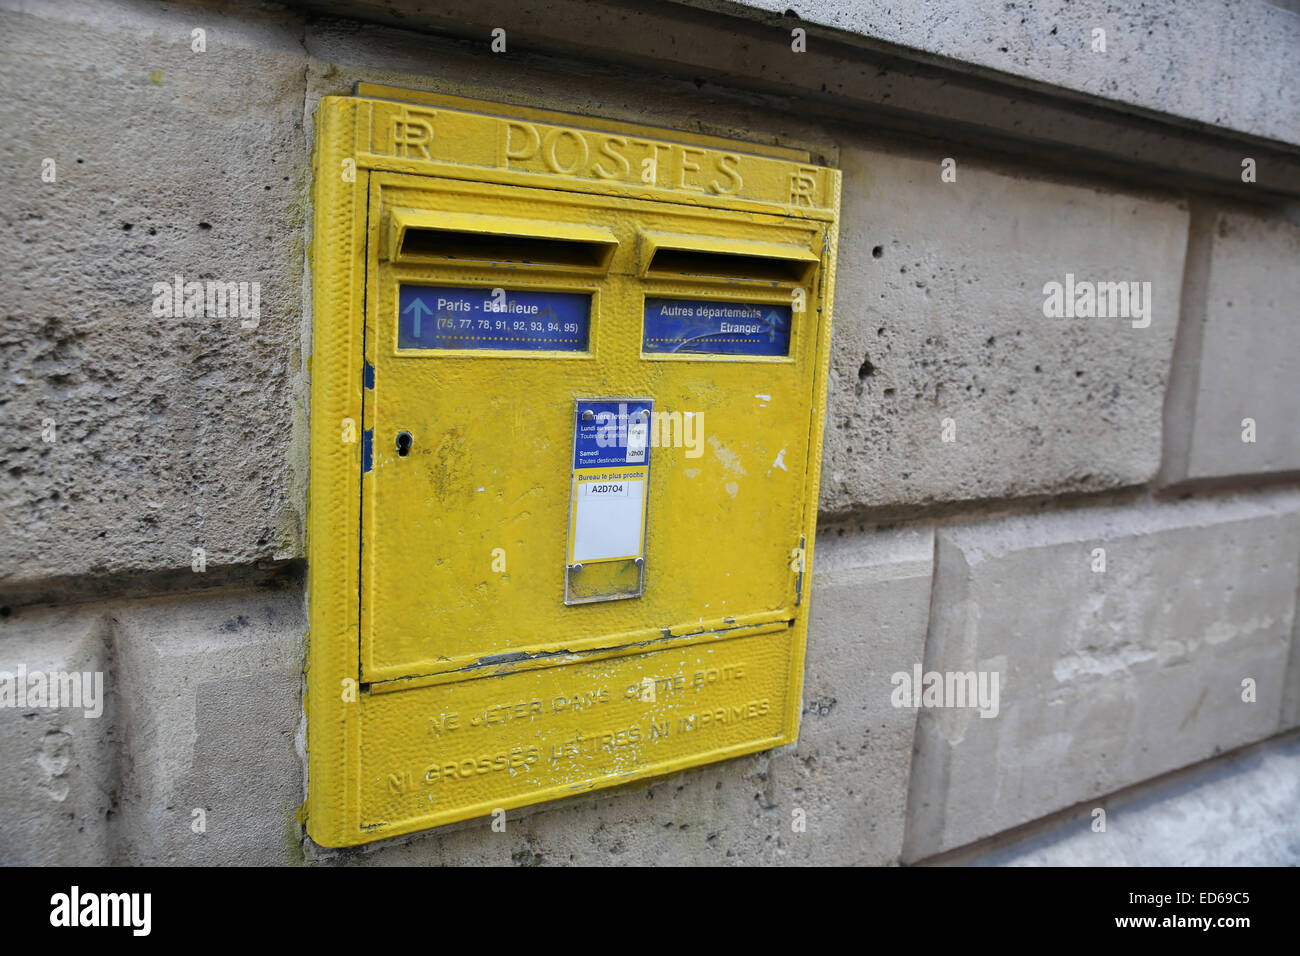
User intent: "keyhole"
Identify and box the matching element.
[396,431,413,457]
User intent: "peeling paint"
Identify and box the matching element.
[708,436,747,476]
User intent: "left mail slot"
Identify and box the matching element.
[397,285,591,352]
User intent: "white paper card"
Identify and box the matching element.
[572,478,645,562]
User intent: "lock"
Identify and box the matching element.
[305,86,841,846]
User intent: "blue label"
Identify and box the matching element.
[573,400,654,469]
[399,286,590,351]
[643,298,791,356]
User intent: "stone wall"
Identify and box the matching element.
[2,0,1296,865]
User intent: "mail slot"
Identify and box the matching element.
[305,86,841,846]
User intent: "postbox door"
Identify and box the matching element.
[360,173,826,684]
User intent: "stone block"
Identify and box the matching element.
[0,606,115,865]
[903,491,1300,861]
[821,144,1188,515]
[1163,209,1300,483]
[111,585,304,864]
[0,0,310,588]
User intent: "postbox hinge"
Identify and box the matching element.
[792,535,806,606]
[361,429,373,473]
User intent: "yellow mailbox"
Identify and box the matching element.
[305,85,840,845]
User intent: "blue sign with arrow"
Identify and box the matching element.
[643,298,792,356]
[398,285,591,352]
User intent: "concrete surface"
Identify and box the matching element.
[1173,210,1300,481]
[0,585,304,866]
[0,607,117,865]
[822,142,1187,516]
[0,0,310,589]
[957,731,1300,866]
[903,490,1300,862]
[1284,576,1300,732]
[693,0,1300,147]
[299,15,841,166]
[284,0,1300,202]
[110,586,305,865]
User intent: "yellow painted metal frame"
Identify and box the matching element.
[386,208,619,270]
[638,231,821,280]
[305,86,840,847]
